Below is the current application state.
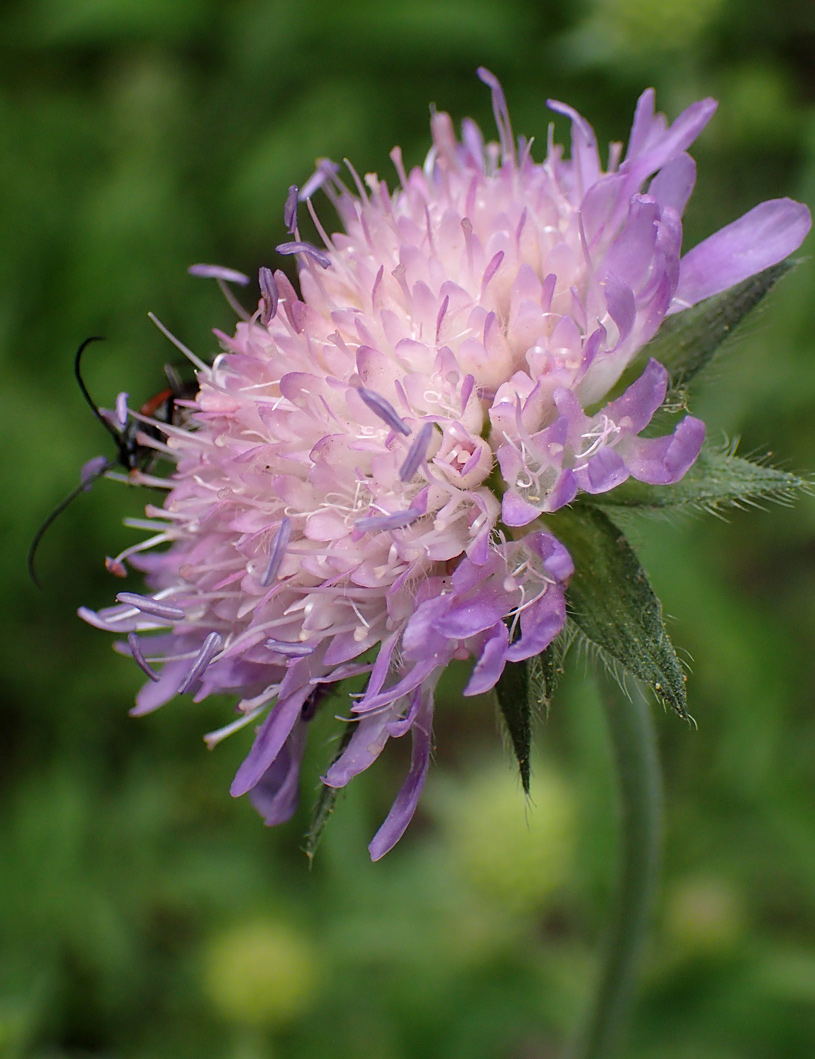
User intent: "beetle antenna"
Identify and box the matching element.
[27,459,112,588]
[74,336,124,448]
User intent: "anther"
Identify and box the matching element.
[357,387,411,436]
[399,422,434,481]
[261,518,292,587]
[128,632,160,681]
[178,631,223,694]
[116,592,185,621]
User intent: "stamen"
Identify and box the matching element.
[284,185,299,233]
[188,264,251,285]
[261,518,292,587]
[300,158,341,200]
[476,66,516,165]
[127,632,160,681]
[400,422,434,481]
[116,592,185,621]
[114,392,129,430]
[259,267,278,325]
[276,241,331,269]
[178,631,223,694]
[357,387,411,436]
[355,508,422,533]
[147,313,209,372]
[265,638,315,657]
[81,455,109,486]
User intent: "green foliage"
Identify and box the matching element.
[552,503,688,717]
[592,443,810,513]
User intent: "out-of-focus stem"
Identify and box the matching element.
[567,676,663,1059]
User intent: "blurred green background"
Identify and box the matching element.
[4,0,815,1056]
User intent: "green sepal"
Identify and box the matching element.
[495,642,562,793]
[303,722,355,864]
[588,444,810,513]
[605,262,791,412]
[644,261,791,393]
[551,503,688,718]
[495,659,533,793]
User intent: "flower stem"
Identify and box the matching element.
[567,676,663,1059]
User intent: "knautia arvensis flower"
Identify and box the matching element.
[80,69,810,859]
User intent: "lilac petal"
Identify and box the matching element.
[527,532,574,586]
[505,591,567,662]
[323,709,394,787]
[188,263,251,285]
[602,273,636,341]
[357,386,411,435]
[577,446,628,494]
[502,490,544,527]
[672,199,812,311]
[259,266,278,325]
[622,416,705,484]
[230,680,314,797]
[284,185,299,233]
[177,631,223,694]
[604,358,668,434]
[464,624,509,696]
[131,659,189,716]
[276,241,332,269]
[434,599,507,640]
[400,422,434,481]
[368,691,434,860]
[649,152,696,215]
[248,721,308,826]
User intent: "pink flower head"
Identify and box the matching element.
[81,70,810,858]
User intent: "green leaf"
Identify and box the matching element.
[303,722,355,864]
[551,504,688,718]
[588,445,810,513]
[495,660,533,793]
[644,261,791,392]
[495,642,563,793]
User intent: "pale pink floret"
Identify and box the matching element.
[82,71,810,857]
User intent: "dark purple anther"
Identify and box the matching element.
[276,241,331,269]
[284,186,299,233]
[128,632,160,681]
[355,508,422,533]
[116,592,186,621]
[399,422,434,481]
[81,455,109,488]
[188,264,251,285]
[357,386,411,436]
[265,638,315,657]
[178,631,222,694]
[300,158,341,200]
[261,518,292,587]
[259,267,278,325]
